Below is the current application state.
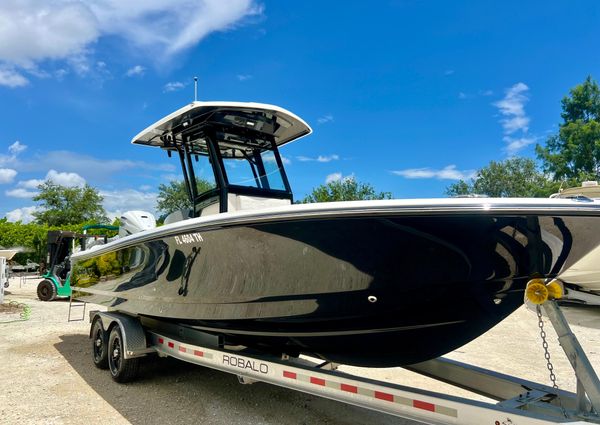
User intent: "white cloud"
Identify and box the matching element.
[0,67,29,87]
[317,114,334,124]
[5,187,37,198]
[8,141,27,155]
[67,52,92,76]
[325,172,354,184]
[7,169,84,198]
[458,92,468,100]
[126,65,145,77]
[493,82,534,154]
[17,178,44,189]
[494,82,530,134]
[101,188,157,219]
[297,154,339,163]
[91,0,262,57]
[55,68,69,80]
[237,74,252,81]
[325,172,342,184]
[46,169,86,187]
[0,1,99,65]
[0,168,17,184]
[161,173,182,182]
[0,0,261,83]
[444,69,454,76]
[262,154,291,165]
[15,150,175,180]
[0,141,27,167]
[5,206,38,223]
[504,136,536,155]
[163,81,185,92]
[392,165,476,180]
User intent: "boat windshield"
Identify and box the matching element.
[190,155,217,195]
[177,130,292,214]
[223,150,286,191]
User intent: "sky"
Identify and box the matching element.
[1,0,600,222]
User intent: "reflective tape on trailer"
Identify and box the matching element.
[153,333,457,420]
[282,369,457,418]
[156,336,214,359]
[147,331,587,425]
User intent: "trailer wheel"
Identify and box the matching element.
[91,319,109,369]
[108,326,139,383]
[37,279,56,301]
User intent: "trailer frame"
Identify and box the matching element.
[86,303,600,425]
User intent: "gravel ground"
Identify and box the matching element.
[1,276,599,425]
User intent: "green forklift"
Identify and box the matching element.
[37,225,118,301]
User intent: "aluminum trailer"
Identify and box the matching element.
[83,298,600,425]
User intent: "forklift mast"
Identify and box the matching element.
[46,231,79,270]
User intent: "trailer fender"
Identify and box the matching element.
[89,311,153,359]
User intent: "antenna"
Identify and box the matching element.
[194,77,198,102]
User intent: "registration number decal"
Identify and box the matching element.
[174,233,204,245]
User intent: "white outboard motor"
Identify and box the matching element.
[119,211,156,238]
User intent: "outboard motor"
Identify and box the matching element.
[119,211,156,237]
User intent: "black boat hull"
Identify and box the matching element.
[71,209,600,366]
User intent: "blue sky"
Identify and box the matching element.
[1,1,599,222]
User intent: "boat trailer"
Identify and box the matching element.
[82,292,600,425]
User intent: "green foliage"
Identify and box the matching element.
[446,157,562,198]
[536,76,600,179]
[0,219,83,264]
[32,181,108,226]
[0,214,117,265]
[0,219,46,264]
[156,179,214,216]
[301,177,392,203]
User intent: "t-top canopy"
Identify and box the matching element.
[131,101,312,158]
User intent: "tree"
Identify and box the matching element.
[32,181,108,226]
[0,219,49,264]
[301,177,392,203]
[156,179,214,216]
[446,157,561,198]
[536,76,600,180]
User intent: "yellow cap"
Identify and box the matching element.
[525,279,549,305]
[546,279,563,300]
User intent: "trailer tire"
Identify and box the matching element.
[91,319,109,369]
[108,326,139,383]
[37,279,56,301]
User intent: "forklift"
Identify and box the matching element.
[37,225,118,301]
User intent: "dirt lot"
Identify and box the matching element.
[1,276,599,425]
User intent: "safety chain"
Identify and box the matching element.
[536,305,559,389]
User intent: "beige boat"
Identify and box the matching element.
[0,249,18,260]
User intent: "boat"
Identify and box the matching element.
[551,180,600,200]
[0,249,19,261]
[70,101,600,367]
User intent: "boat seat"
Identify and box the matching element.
[163,196,291,222]
[164,208,193,225]
[200,194,291,216]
